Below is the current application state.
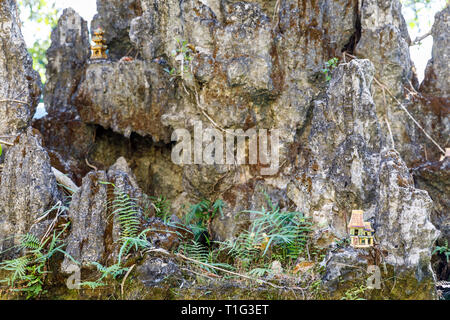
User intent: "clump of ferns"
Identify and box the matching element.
[142,194,172,222]
[165,199,236,276]
[218,193,313,275]
[176,240,235,276]
[80,183,187,289]
[79,182,150,289]
[182,199,224,246]
[109,184,143,251]
[0,222,74,299]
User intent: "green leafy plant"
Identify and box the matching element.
[178,240,233,274]
[321,57,339,81]
[334,237,350,248]
[79,262,129,289]
[247,267,273,278]
[219,193,312,270]
[79,183,152,289]
[0,223,75,299]
[184,199,224,245]
[18,0,60,84]
[340,285,368,300]
[109,184,141,241]
[148,196,172,222]
[165,39,195,81]
[433,240,450,262]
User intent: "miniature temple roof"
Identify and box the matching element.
[363,221,374,231]
[348,210,365,228]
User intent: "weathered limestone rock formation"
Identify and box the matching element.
[409,6,449,165]
[0,0,41,137]
[74,60,175,141]
[323,148,441,298]
[44,8,90,117]
[91,0,143,61]
[292,60,439,299]
[61,157,143,273]
[355,0,422,166]
[420,6,449,99]
[410,7,449,277]
[414,159,450,243]
[0,0,445,299]
[33,8,95,185]
[287,59,381,241]
[0,128,62,259]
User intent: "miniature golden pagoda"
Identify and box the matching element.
[90,27,108,60]
[348,210,374,248]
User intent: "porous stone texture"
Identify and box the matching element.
[290,61,439,298]
[44,8,90,116]
[0,0,41,137]
[74,60,175,141]
[61,157,143,273]
[354,0,425,166]
[135,257,180,287]
[413,158,450,243]
[33,8,95,185]
[376,149,439,271]
[91,0,143,60]
[407,7,449,284]
[420,6,449,99]
[320,147,440,299]
[13,0,448,298]
[287,59,381,241]
[409,6,449,165]
[0,128,62,260]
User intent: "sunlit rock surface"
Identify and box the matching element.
[0,0,41,136]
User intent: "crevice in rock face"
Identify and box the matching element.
[341,0,361,54]
[88,126,182,200]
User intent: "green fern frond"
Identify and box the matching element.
[79,281,106,289]
[248,267,272,278]
[19,233,41,251]
[0,256,30,286]
[109,185,142,244]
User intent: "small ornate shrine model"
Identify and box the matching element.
[90,27,108,60]
[348,210,374,248]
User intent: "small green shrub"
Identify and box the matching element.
[184,199,224,245]
[148,196,171,221]
[165,39,194,81]
[433,240,450,262]
[322,57,339,81]
[218,193,312,270]
[177,240,234,274]
[340,285,367,300]
[79,262,129,289]
[0,222,74,299]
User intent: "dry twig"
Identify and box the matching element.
[146,248,306,294]
[0,99,28,105]
[0,139,13,146]
[121,264,136,297]
[412,31,431,45]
